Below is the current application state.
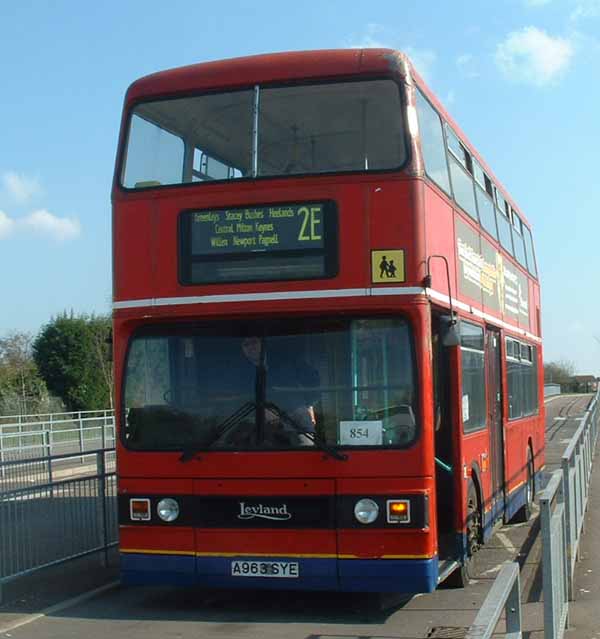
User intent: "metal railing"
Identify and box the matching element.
[470,391,599,639]
[0,411,115,478]
[465,562,522,639]
[540,471,569,639]
[0,409,114,428]
[561,393,598,594]
[0,447,117,603]
[539,391,599,639]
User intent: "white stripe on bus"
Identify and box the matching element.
[113,286,541,343]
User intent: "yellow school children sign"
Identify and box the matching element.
[371,250,406,284]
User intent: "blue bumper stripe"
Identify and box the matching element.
[121,552,438,593]
[121,553,196,586]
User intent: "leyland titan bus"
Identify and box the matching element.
[113,49,544,593]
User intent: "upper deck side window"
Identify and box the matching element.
[120,79,407,189]
[445,125,478,222]
[472,159,498,241]
[522,224,538,278]
[414,89,451,193]
[494,187,514,256]
[511,209,528,270]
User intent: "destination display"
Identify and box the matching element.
[189,203,326,256]
[179,201,338,285]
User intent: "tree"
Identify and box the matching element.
[544,360,576,385]
[0,331,50,415]
[88,315,114,408]
[33,313,113,411]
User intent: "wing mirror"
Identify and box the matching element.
[441,316,460,348]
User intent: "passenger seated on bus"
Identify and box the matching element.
[126,404,202,448]
[216,336,319,448]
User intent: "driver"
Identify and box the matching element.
[223,335,318,447]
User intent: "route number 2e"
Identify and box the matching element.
[298,206,322,241]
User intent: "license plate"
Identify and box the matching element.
[231,560,299,578]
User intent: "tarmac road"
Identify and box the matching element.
[0,394,594,639]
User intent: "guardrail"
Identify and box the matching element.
[0,411,115,478]
[540,472,569,639]
[539,391,599,639]
[0,409,114,427]
[0,447,117,604]
[465,562,522,639]
[544,384,561,398]
[470,391,599,639]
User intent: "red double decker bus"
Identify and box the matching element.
[112,49,544,593]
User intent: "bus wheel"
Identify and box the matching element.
[445,481,481,588]
[513,448,534,523]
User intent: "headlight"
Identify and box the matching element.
[157,498,180,522]
[354,498,379,524]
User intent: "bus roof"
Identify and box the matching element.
[125,48,409,103]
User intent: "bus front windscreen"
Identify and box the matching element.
[121,79,406,188]
[123,317,417,452]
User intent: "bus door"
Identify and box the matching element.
[432,314,456,559]
[485,327,505,521]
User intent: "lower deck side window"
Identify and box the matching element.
[460,322,486,432]
[506,339,538,419]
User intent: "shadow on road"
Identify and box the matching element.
[50,583,414,625]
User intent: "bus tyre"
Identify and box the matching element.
[513,448,534,523]
[446,481,481,588]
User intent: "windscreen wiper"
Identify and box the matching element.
[180,400,348,462]
[264,401,348,461]
[179,401,256,462]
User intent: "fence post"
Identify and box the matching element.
[97,451,109,567]
[506,568,522,636]
[79,412,85,463]
[44,430,54,498]
[101,411,107,451]
[0,428,4,480]
[561,456,572,599]
[541,480,555,639]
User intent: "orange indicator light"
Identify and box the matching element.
[390,502,407,514]
[386,499,411,524]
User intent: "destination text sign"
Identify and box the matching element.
[189,203,326,256]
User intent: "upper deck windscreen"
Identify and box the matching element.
[121,79,407,188]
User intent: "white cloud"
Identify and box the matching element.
[21,209,81,242]
[570,0,600,22]
[495,27,575,86]
[2,171,42,204]
[0,211,15,239]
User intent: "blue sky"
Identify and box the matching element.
[1,0,599,373]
